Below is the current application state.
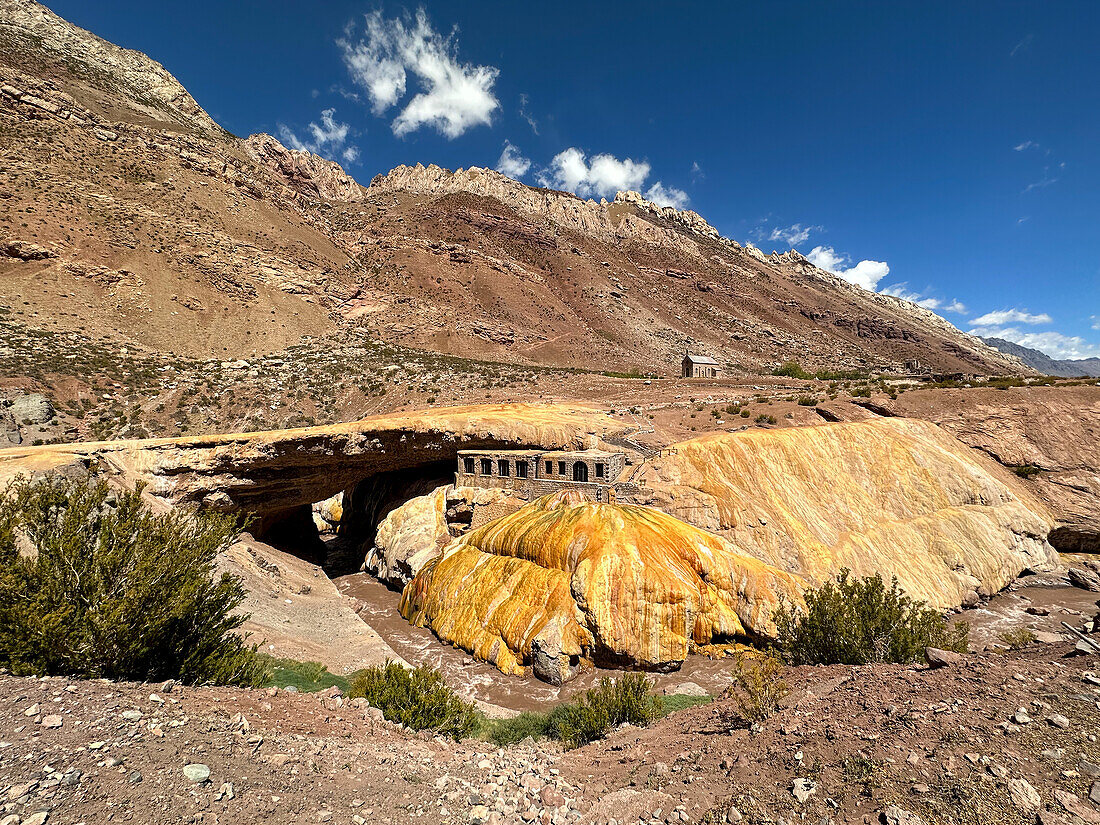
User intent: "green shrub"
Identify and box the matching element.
[348,662,478,739]
[772,361,812,379]
[1011,464,1042,479]
[755,414,777,425]
[549,673,663,748]
[773,570,970,665]
[998,626,1037,650]
[723,651,788,725]
[796,396,818,406]
[0,476,266,686]
[485,711,555,746]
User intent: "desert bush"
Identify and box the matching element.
[0,476,266,686]
[550,673,663,748]
[724,651,788,725]
[348,662,478,739]
[772,361,812,379]
[717,651,787,730]
[796,396,818,406]
[773,570,970,665]
[998,626,1037,650]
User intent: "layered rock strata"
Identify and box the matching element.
[631,417,1058,610]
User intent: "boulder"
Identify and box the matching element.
[10,393,53,425]
[364,486,450,588]
[1069,567,1100,593]
[925,647,968,669]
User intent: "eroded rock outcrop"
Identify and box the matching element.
[400,490,805,684]
[245,133,364,202]
[398,417,1056,682]
[632,417,1058,610]
[364,485,450,588]
[0,0,218,132]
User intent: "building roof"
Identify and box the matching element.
[684,354,720,365]
[537,449,624,460]
[457,449,542,457]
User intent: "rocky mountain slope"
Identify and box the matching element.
[0,0,1024,377]
[982,337,1100,377]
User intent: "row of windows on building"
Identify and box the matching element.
[462,456,607,481]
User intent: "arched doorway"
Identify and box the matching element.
[572,462,588,482]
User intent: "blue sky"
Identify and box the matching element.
[48,0,1100,359]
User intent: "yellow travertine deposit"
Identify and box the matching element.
[635,417,1058,610]
[400,490,805,683]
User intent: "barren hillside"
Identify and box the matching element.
[0,0,1024,378]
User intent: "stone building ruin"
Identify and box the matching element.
[455,448,627,502]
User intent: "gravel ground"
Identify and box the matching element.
[1,642,1099,825]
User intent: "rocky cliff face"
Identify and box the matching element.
[0,0,217,132]
[632,417,1058,610]
[399,490,805,684]
[245,133,364,202]
[889,385,1100,553]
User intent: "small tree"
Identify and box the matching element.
[0,476,266,686]
[773,570,969,665]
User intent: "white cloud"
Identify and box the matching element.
[971,308,1052,326]
[518,93,538,134]
[766,223,820,247]
[339,9,499,139]
[1023,170,1060,193]
[1092,315,1100,331]
[969,327,1100,360]
[882,284,971,315]
[537,148,650,199]
[1014,140,1038,152]
[807,245,890,292]
[645,181,689,209]
[690,161,703,181]
[495,141,531,178]
[1011,33,1034,57]
[277,108,359,164]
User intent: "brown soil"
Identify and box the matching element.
[3,644,1098,825]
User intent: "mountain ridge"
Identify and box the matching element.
[0,0,1026,377]
[981,336,1100,377]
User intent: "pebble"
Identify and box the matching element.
[1012,708,1032,725]
[23,813,49,825]
[121,710,143,722]
[40,714,63,728]
[1047,714,1070,729]
[792,777,816,803]
[24,703,40,717]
